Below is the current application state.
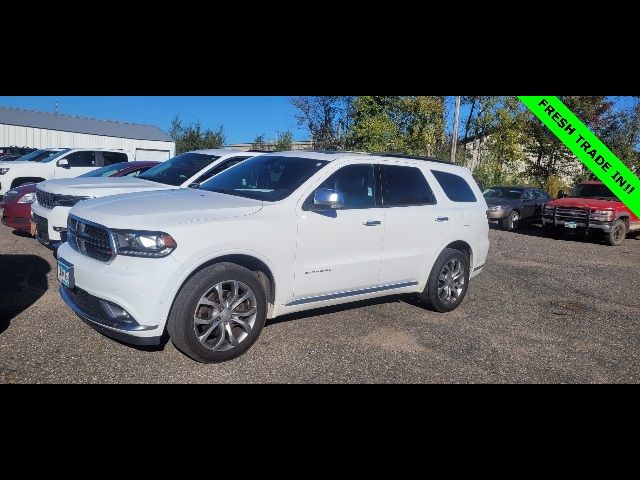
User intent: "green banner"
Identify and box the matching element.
[519,96,640,218]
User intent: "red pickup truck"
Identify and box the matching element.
[542,181,640,246]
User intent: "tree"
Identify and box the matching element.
[272,131,293,151]
[169,116,226,154]
[251,134,269,151]
[602,96,640,175]
[346,96,447,156]
[290,96,352,150]
[522,96,614,187]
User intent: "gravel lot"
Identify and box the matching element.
[1,223,639,383]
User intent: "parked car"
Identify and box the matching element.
[33,149,256,248]
[484,186,551,231]
[57,151,490,363]
[1,162,159,236]
[0,155,22,162]
[542,181,640,246]
[0,183,38,234]
[0,148,132,200]
[0,146,35,158]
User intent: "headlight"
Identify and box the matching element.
[544,204,556,211]
[112,230,177,258]
[591,210,614,220]
[0,168,9,175]
[488,205,505,211]
[18,192,36,204]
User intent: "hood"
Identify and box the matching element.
[70,188,264,230]
[484,197,522,207]
[0,160,41,170]
[38,177,173,197]
[547,197,620,210]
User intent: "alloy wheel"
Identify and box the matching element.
[193,280,258,352]
[438,259,465,305]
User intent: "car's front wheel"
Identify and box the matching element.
[604,219,627,246]
[419,248,470,313]
[501,210,520,231]
[167,263,267,363]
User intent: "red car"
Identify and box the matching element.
[0,161,159,235]
[542,181,640,246]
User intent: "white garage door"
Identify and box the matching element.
[135,149,171,161]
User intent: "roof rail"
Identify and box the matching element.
[373,152,454,165]
[305,150,368,155]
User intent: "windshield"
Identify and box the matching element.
[139,153,220,186]
[16,149,64,162]
[42,149,72,163]
[483,188,523,200]
[78,163,131,178]
[201,156,329,202]
[571,183,620,201]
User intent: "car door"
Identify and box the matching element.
[293,162,385,300]
[379,164,450,285]
[521,189,537,219]
[54,151,99,178]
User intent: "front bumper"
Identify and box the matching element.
[57,242,184,341]
[542,215,614,232]
[60,285,161,346]
[1,202,32,233]
[31,203,70,243]
[487,210,509,220]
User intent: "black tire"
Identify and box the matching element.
[604,219,627,246]
[167,262,267,363]
[501,210,520,232]
[418,248,470,313]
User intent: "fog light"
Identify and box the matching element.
[99,300,132,321]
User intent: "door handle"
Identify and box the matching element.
[363,220,382,226]
[435,216,449,222]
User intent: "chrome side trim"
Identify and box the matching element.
[473,264,485,272]
[286,281,418,307]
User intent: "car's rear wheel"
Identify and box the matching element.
[604,219,627,246]
[167,263,267,363]
[419,248,470,313]
[501,210,520,231]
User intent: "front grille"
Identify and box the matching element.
[3,190,21,204]
[36,189,55,209]
[554,206,589,220]
[36,188,82,209]
[63,285,106,319]
[33,213,49,243]
[68,216,115,262]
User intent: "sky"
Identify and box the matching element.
[0,96,634,145]
[0,96,307,144]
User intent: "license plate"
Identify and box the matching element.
[565,221,578,229]
[57,259,75,289]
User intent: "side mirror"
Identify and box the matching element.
[314,188,345,210]
[57,159,70,169]
[557,190,568,199]
[188,183,200,189]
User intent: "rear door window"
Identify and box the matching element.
[431,170,477,202]
[382,165,436,207]
[102,151,129,166]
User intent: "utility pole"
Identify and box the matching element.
[451,95,461,163]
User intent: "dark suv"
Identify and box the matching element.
[485,187,551,231]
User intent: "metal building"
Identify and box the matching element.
[0,106,175,161]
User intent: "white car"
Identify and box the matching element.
[0,148,131,200]
[57,151,490,363]
[33,149,257,247]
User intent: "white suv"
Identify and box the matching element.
[33,149,257,248]
[57,151,490,363]
[0,148,132,200]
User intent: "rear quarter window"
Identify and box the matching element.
[431,170,477,203]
